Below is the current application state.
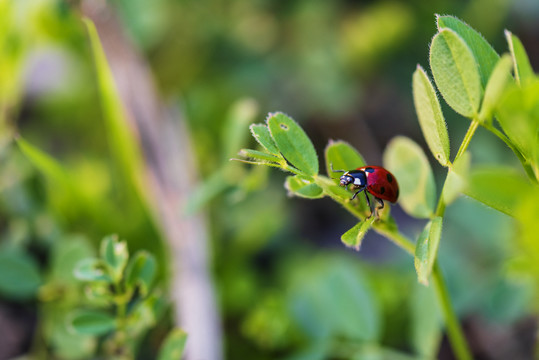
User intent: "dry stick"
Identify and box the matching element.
[82,3,223,359]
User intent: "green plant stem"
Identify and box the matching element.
[373,218,471,360]
[436,120,479,217]
[373,226,415,254]
[432,263,472,360]
[112,282,132,360]
[315,155,474,360]
[454,120,479,168]
[427,120,479,360]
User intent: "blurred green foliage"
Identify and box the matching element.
[1,0,539,359]
[68,235,184,359]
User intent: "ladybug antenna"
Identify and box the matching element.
[330,163,346,174]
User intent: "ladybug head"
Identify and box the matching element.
[339,174,354,187]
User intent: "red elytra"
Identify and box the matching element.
[360,166,399,203]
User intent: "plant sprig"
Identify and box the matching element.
[236,14,539,360]
[69,235,186,360]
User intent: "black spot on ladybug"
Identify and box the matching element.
[365,167,374,173]
[387,173,393,182]
[280,123,288,130]
[380,186,386,194]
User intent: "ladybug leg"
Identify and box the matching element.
[374,197,384,218]
[351,186,366,201]
[364,191,374,218]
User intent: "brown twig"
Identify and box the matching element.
[81,2,223,359]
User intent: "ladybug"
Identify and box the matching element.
[333,165,399,217]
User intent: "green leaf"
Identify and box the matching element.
[412,65,450,166]
[238,149,282,164]
[443,151,471,205]
[100,235,128,281]
[74,258,112,282]
[324,140,366,177]
[430,29,482,118]
[289,256,380,342]
[126,251,156,296]
[43,306,96,359]
[241,293,290,349]
[82,18,146,200]
[510,187,539,282]
[285,176,324,199]
[410,282,442,358]
[414,217,443,285]
[496,80,539,172]
[505,30,535,86]
[222,98,259,159]
[478,54,513,123]
[351,346,421,360]
[127,293,164,336]
[69,310,117,336]
[285,341,331,360]
[267,112,318,176]
[49,235,95,286]
[0,250,42,300]
[158,328,188,360]
[463,166,533,217]
[250,124,280,155]
[437,15,500,88]
[383,137,436,218]
[340,217,375,250]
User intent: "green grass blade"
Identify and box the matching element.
[437,15,500,88]
[430,29,482,118]
[82,18,146,199]
[16,137,71,190]
[16,137,93,219]
[222,98,259,159]
[413,65,450,166]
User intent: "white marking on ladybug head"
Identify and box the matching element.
[354,177,364,186]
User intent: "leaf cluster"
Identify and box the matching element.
[69,235,185,360]
[411,15,539,285]
[237,15,539,359]
[237,112,411,252]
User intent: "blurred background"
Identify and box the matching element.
[1,0,539,359]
